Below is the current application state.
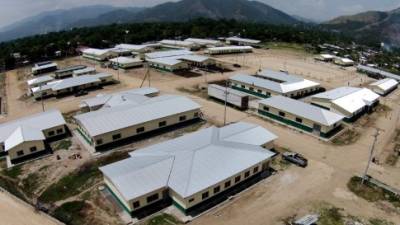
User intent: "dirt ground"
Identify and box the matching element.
[0,191,62,225]
[2,48,400,225]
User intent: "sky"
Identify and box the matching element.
[0,0,400,28]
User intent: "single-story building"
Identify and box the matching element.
[114,44,153,54]
[229,70,321,99]
[109,57,143,69]
[73,67,96,76]
[109,47,134,57]
[368,78,398,96]
[145,50,193,60]
[82,48,117,61]
[74,95,201,151]
[311,87,380,122]
[32,61,58,75]
[147,58,189,72]
[357,65,400,81]
[159,40,199,50]
[54,65,87,78]
[31,73,114,100]
[99,122,277,215]
[184,38,223,47]
[79,87,160,112]
[177,55,216,67]
[206,46,253,55]
[314,54,335,62]
[0,109,67,166]
[258,96,344,138]
[27,75,55,93]
[334,58,354,67]
[208,84,249,109]
[226,37,261,47]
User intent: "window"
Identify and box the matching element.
[279,111,285,117]
[30,146,37,152]
[56,128,63,134]
[235,175,241,183]
[146,193,159,203]
[263,106,269,111]
[159,121,167,127]
[214,186,221,194]
[202,191,209,200]
[96,139,103,145]
[48,131,55,136]
[253,166,259,174]
[295,117,303,123]
[137,127,145,133]
[245,171,250,178]
[194,112,199,118]
[257,89,262,93]
[17,150,24,156]
[224,181,231,188]
[249,87,254,91]
[179,115,187,122]
[133,201,140,209]
[241,85,245,88]
[189,198,195,203]
[266,92,271,96]
[112,134,121,140]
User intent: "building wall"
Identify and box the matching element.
[311,98,353,118]
[42,125,67,139]
[258,102,340,135]
[77,109,201,148]
[7,140,46,160]
[230,80,319,99]
[172,160,271,211]
[148,61,189,72]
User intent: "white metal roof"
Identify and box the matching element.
[75,95,201,137]
[115,44,154,51]
[32,73,112,93]
[145,50,193,59]
[226,37,261,44]
[159,40,195,47]
[312,87,380,114]
[208,84,247,97]
[259,96,344,126]
[27,75,54,86]
[100,122,276,200]
[357,65,400,81]
[184,38,221,45]
[230,72,319,94]
[56,65,86,74]
[369,78,398,92]
[177,54,210,63]
[82,48,111,56]
[5,126,46,151]
[207,46,253,51]
[109,57,142,64]
[32,62,58,72]
[147,57,185,66]
[0,110,66,151]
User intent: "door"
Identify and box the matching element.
[313,124,321,135]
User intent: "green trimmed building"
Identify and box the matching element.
[258,96,344,138]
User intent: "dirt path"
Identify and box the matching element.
[0,191,62,225]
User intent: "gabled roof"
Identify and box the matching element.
[82,48,111,56]
[207,46,253,51]
[226,37,261,44]
[184,38,221,45]
[5,125,45,151]
[145,50,193,59]
[0,110,66,149]
[100,122,276,200]
[369,78,398,92]
[259,96,344,126]
[147,57,185,66]
[358,65,400,81]
[109,57,142,64]
[75,95,201,137]
[312,87,380,114]
[230,72,319,94]
[27,75,54,86]
[55,65,86,74]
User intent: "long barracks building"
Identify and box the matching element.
[99,122,277,216]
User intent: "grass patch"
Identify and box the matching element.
[21,172,40,198]
[53,201,89,225]
[39,151,129,203]
[2,165,23,179]
[0,177,27,201]
[347,176,400,208]
[145,214,182,225]
[53,139,72,151]
[331,129,360,146]
[318,205,344,225]
[369,218,394,225]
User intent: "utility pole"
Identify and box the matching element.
[223,80,229,126]
[40,83,45,112]
[361,128,380,185]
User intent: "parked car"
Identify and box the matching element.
[282,152,308,167]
